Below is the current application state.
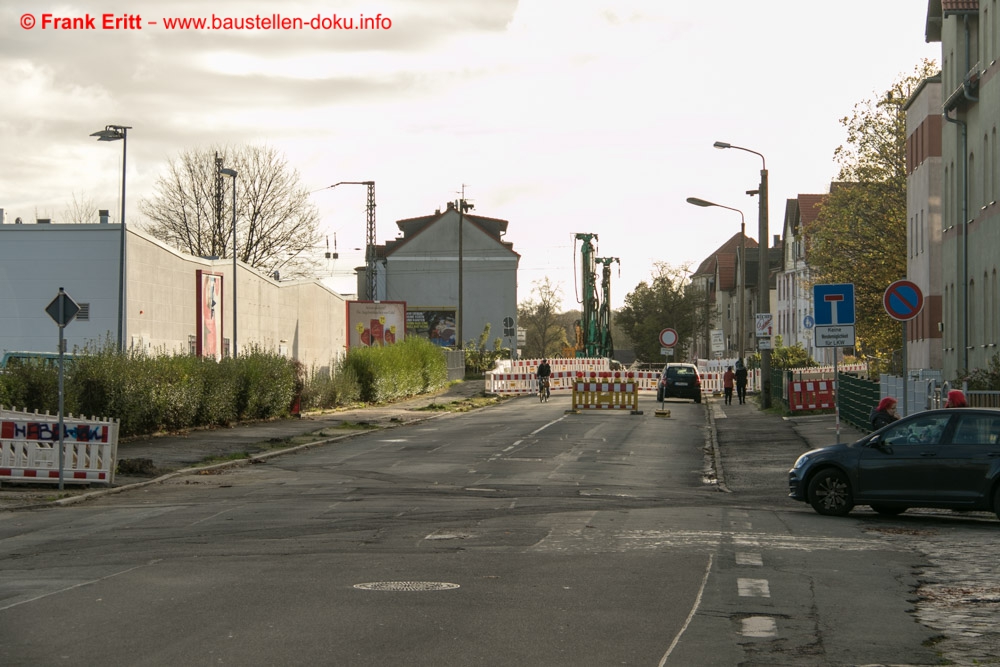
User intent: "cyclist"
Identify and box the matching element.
[536,358,552,400]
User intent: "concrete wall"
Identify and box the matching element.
[0,223,347,371]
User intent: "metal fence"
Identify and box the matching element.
[837,373,880,431]
[443,349,466,382]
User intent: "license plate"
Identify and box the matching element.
[674,381,688,387]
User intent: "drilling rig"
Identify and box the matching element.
[574,234,600,357]
[596,256,619,359]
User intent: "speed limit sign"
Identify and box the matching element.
[659,328,678,347]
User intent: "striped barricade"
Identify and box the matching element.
[569,381,640,414]
[787,381,836,411]
[0,409,119,485]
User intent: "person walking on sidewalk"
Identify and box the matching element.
[945,389,968,407]
[735,359,748,404]
[723,366,735,405]
[869,396,900,430]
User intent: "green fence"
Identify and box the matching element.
[837,372,879,432]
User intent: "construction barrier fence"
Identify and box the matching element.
[787,381,836,411]
[0,407,119,485]
[486,362,660,396]
[571,382,639,413]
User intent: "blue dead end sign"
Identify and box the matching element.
[883,280,924,321]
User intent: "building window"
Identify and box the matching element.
[76,303,90,321]
[188,335,197,355]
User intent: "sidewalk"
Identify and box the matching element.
[0,380,493,510]
[709,393,868,494]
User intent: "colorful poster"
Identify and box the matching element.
[347,301,406,349]
[196,271,224,360]
[406,309,456,347]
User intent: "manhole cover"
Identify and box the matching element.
[354,581,460,592]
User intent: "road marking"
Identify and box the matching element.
[742,616,777,637]
[658,553,714,666]
[531,416,566,435]
[737,578,771,598]
[0,560,162,612]
[736,552,763,566]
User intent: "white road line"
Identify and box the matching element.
[659,553,714,666]
[0,559,162,611]
[530,416,566,435]
[737,578,771,598]
[742,616,777,637]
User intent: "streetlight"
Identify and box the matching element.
[714,141,772,408]
[220,168,238,357]
[90,124,132,351]
[687,197,746,362]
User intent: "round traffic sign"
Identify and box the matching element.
[659,328,678,347]
[803,315,815,330]
[883,280,924,321]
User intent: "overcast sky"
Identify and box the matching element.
[2,0,940,310]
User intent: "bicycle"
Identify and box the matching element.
[537,376,550,402]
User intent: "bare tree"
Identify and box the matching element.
[518,278,570,358]
[139,144,322,280]
[62,192,104,224]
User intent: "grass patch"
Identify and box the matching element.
[416,394,508,413]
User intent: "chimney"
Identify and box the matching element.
[99,209,110,224]
[773,234,780,246]
[446,201,455,210]
[0,208,4,224]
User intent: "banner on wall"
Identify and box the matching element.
[406,309,457,347]
[347,301,406,349]
[196,270,224,360]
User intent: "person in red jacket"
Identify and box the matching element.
[723,366,735,405]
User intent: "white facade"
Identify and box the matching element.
[903,73,944,372]
[930,2,1000,378]
[368,203,520,350]
[0,222,348,373]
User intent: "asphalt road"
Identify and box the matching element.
[1,393,997,665]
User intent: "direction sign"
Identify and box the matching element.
[659,328,678,348]
[45,289,80,327]
[883,280,924,322]
[813,284,855,326]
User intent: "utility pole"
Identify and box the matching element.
[456,186,473,349]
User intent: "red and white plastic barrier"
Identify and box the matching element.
[787,381,836,411]
[486,367,661,395]
[0,408,119,485]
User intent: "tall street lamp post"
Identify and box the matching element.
[91,124,132,351]
[687,197,746,362]
[220,168,238,357]
[714,141,772,408]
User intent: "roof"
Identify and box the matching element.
[692,232,758,277]
[380,202,519,258]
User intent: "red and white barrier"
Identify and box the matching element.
[571,382,639,413]
[0,408,119,485]
[787,381,836,411]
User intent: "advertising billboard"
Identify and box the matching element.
[405,309,457,347]
[346,301,406,349]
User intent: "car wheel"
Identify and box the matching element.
[870,505,906,516]
[806,468,854,516]
[993,485,1000,521]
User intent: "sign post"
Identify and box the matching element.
[657,328,678,412]
[45,287,80,490]
[883,280,924,417]
[813,284,856,443]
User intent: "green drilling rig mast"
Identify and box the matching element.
[596,257,619,359]
[574,233,601,358]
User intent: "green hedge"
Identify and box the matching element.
[0,339,451,438]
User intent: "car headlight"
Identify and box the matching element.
[792,454,811,470]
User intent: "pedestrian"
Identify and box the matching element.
[723,365,735,405]
[735,359,748,404]
[869,396,899,430]
[945,389,968,407]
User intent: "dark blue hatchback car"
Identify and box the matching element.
[789,408,1000,518]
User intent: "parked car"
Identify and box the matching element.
[788,408,1000,518]
[657,363,702,403]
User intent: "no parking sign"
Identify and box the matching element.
[883,280,924,321]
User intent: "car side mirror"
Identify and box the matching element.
[868,435,892,453]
